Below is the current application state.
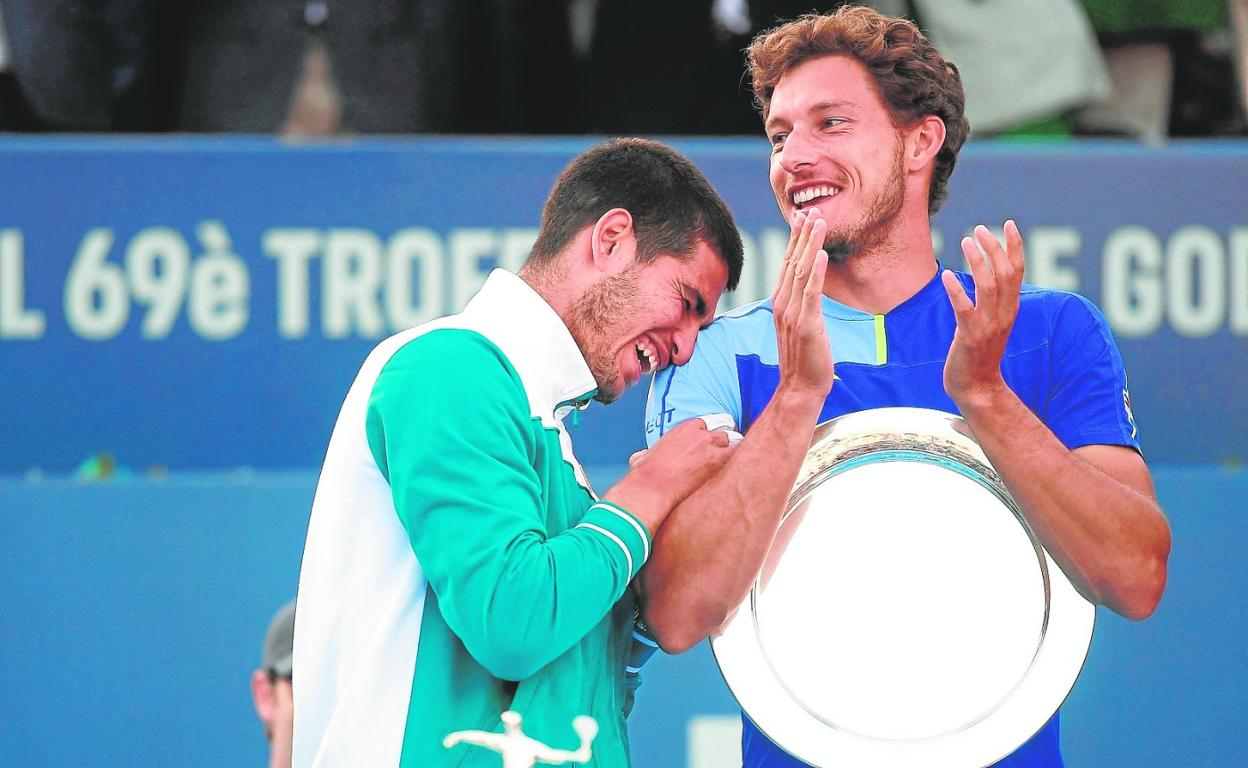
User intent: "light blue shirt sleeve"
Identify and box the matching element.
[644,320,743,448]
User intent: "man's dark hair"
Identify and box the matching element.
[528,138,744,290]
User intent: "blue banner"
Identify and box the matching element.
[1,138,1245,471]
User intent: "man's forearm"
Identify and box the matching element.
[641,386,825,652]
[958,383,1171,619]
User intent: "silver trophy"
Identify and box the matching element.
[444,711,598,768]
[712,407,1095,768]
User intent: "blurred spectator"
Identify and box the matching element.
[0,2,37,130]
[572,0,1113,138]
[578,0,747,134]
[173,1,576,135]
[1235,0,1248,117]
[1076,0,1247,140]
[907,0,1111,137]
[577,1,844,135]
[0,0,179,131]
[2,0,1242,138]
[0,0,575,135]
[252,600,295,768]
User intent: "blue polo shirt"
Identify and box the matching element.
[644,266,1139,767]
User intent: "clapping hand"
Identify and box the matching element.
[772,209,835,398]
[941,220,1025,408]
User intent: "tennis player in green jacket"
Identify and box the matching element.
[293,139,748,767]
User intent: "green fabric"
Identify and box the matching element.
[1079,0,1226,33]
[873,314,887,365]
[365,328,647,767]
[999,114,1074,140]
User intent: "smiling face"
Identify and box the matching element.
[766,54,908,261]
[568,240,728,403]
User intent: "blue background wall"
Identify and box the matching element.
[1,467,1244,767]
[1,138,1245,766]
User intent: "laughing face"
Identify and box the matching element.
[568,240,728,403]
[765,54,907,261]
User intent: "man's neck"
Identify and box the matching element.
[517,264,571,321]
[821,216,939,315]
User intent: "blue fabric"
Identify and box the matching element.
[644,266,1139,766]
[741,711,1065,767]
[646,267,1138,453]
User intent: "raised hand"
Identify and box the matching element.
[772,209,835,399]
[940,220,1025,408]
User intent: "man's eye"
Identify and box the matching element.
[770,133,787,147]
[823,117,844,128]
[682,298,692,312]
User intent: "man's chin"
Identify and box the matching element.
[593,388,620,405]
[824,237,854,264]
[825,222,891,263]
[590,372,623,405]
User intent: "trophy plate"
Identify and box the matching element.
[711,407,1094,768]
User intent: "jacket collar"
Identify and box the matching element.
[461,270,598,418]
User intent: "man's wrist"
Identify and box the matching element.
[604,471,674,537]
[770,380,829,422]
[950,377,1014,418]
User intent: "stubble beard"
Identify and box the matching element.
[566,267,641,405]
[823,142,907,264]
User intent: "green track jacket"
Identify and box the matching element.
[293,269,652,767]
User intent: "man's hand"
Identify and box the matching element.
[941,220,1025,409]
[773,209,835,399]
[605,420,735,537]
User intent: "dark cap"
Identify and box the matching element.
[262,600,296,678]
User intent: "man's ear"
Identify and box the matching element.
[904,115,946,173]
[252,669,275,725]
[590,208,635,271]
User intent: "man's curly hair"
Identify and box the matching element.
[748,6,970,216]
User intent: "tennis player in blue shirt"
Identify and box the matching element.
[638,7,1171,767]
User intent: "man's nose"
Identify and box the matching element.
[671,324,699,367]
[780,128,817,174]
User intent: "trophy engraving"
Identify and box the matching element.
[443,710,599,768]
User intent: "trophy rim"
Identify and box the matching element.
[711,406,1095,768]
